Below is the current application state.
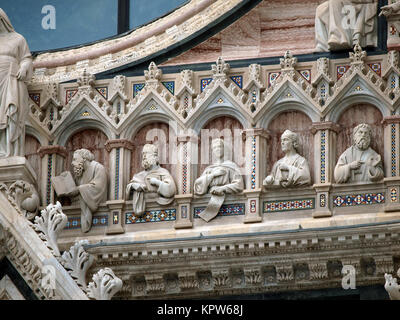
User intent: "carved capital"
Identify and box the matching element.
[242,128,270,140]
[382,115,400,126]
[310,121,341,134]
[38,145,68,158]
[104,139,134,152]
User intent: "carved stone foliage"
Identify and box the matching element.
[87,268,123,300]
[33,202,67,257]
[0,181,40,221]
[60,240,95,290]
[384,273,400,300]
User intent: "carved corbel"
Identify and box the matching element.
[87,268,123,300]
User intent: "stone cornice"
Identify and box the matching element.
[105,139,134,152]
[382,115,400,126]
[310,122,341,134]
[38,145,68,158]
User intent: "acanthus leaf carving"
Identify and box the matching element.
[87,268,123,300]
[33,201,67,257]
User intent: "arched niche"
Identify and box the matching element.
[130,122,177,180]
[64,129,110,172]
[198,116,244,176]
[267,110,314,182]
[25,135,41,189]
[336,103,384,165]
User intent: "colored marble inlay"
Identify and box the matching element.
[65,215,109,230]
[391,188,398,203]
[96,87,108,99]
[46,154,53,205]
[181,205,188,219]
[65,89,78,104]
[320,130,326,184]
[390,25,397,36]
[194,203,245,218]
[320,83,327,100]
[367,63,381,77]
[320,194,326,208]
[113,211,119,224]
[126,209,176,224]
[264,199,314,213]
[250,200,257,213]
[49,107,54,121]
[391,124,396,177]
[230,75,243,88]
[251,136,256,189]
[336,65,350,80]
[182,143,188,194]
[299,69,311,83]
[391,75,397,89]
[29,93,40,107]
[146,104,158,111]
[162,81,175,95]
[133,83,145,98]
[201,78,212,92]
[268,72,281,87]
[251,89,257,103]
[333,193,385,207]
[115,148,120,199]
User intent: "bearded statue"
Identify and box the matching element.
[334,123,384,184]
[126,144,176,216]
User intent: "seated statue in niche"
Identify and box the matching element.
[194,138,244,222]
[263,130,311,188]
[314,0,378,52]
[334,123,384,184]
[52,149,108,233]
[126,144,176,216]
[0,9,33,157]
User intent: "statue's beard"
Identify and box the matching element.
[143,158,157,170]
[355,137,370,150]
[73,161,84,178]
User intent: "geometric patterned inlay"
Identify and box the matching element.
[391,188,398,203]
[333,193,385,207]
[95,87,108,99]
[299,69,311,83]
[125,209,176,224]
[336,65,350,80]
[251,136,256,189]
[367,62,381,77]
[194,203,245,218]
[65,89,78,104]
[263,199,314,213]
[268,72,281,87]
[29,93,41,106]
[230,75,243,88]
[65,215,109,229]
[162,81,175,95]
[133,83,145,97]
[200,78,212,92]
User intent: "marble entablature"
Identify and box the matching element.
[21,45,400,238]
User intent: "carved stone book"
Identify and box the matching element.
[51,171,76,196]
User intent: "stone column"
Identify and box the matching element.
[382,116,400,212]
[242,128,269,223]
[38,145,68,206]
[310,122,340,218]
[104,139,133,234]
[174,134,197,229]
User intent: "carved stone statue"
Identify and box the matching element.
[263,130,311,188]
[53,149,108,233]
[334,123,384,184]
[380,1,400,17]
[314,0,378,52]
[194,138,244,222]
[126,144,176,216]
[0,9,33,157]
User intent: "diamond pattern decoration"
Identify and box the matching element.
[336,65,350,80]
[333,193,385,207]
[367,63,381,77]
[194,203,245,218]
[125,209,176,224]
[162,81,175,95]
[264,199,314,213]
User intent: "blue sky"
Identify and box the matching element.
[0,0,187,52]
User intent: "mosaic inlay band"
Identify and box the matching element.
[125,209,176,224]
[65,215,108,230]
[251,136,256,189]
[333,193,385,207]
[194,203,245,218]
[320,130,326,183]
[263,199,314,213]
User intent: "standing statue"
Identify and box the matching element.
[334,123,384,184]
[263,130,311,188]
[0,8,33,157]
[126,144,176,216]
[194,138,244,222]
[314,0,378,52]
[52,149,108,233]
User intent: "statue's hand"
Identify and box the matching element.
[349,160,363,170]
[126,182,144,193]
[379,4,394,17]
[263,176,274,186]
[16,66,28,81]
[211,186,226,196]
[149,177,161,187]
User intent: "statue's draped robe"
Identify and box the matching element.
[334,146,384,183]
[76,161,108,232]
[194,161,244,222]
[315,0,377,51]
[0,32,33,157]
[267,154,311,187]
[130,166,176,216]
